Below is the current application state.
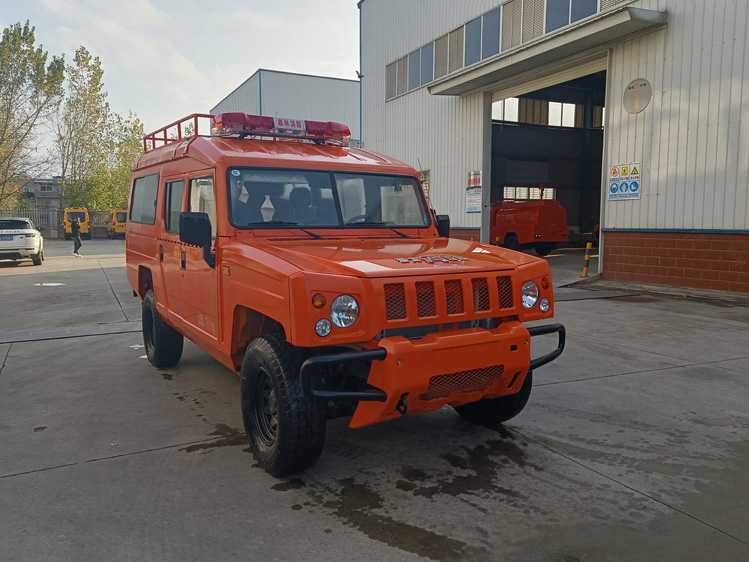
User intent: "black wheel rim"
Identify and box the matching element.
[251,369,278,446]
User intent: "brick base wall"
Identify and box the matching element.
[449,228,481,242]
[603,231,749,294]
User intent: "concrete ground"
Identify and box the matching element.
[1,240,747,562]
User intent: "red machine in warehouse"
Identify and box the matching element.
[490,191,569,256]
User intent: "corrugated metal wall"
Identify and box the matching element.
[211,74,261,115]
[362,0,749,233]
[360,0,500,227]
[604,0,749,231]
[210,70,361,143]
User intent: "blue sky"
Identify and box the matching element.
[1,0,360,134]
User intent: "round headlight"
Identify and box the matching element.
[330,295,359,328]
[522,281,540,309]
[539,297,550,313]
[315,318,332,337]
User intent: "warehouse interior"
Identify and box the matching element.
[490,70,606,239]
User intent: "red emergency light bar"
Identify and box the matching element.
[211,113,351,146]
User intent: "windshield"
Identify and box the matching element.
[227,168,429,229]
[0,219,32,230]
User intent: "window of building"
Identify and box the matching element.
[492,98,520,122]
[482,8,501,59]
[545,0,598,33]
[420,43,434,85]
[130,174,159,224]
[418,170,430,201]
[40,184,53,192]
[189,176,216,237]
[504,186,556,201]
[164,180,184,234]
[465,17,482,66]
[548,102,577,127]
[408,50,421,91]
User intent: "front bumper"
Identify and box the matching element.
[300,322,565,428]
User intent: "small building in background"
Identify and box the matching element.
[211,69,361,147]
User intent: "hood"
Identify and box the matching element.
[229,236,538,278]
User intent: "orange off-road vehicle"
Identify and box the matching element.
[126,113,565,476]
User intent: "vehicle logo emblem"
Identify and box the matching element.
[394,256,468,264]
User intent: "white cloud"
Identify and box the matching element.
[3,0,360,132]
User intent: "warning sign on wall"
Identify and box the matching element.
[608,162,642,200]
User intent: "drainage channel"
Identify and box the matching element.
[0,322,142,344]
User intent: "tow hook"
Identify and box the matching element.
[396,393,409,415]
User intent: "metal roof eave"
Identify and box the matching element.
[428,7,668,97]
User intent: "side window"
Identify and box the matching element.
[130,174,159,224]
[189,176,216,237]
[164,180,185,234]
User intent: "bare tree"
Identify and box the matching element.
[0,21,64,208]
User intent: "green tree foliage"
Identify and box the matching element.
[0,22,64,208]
[54,47,143,209]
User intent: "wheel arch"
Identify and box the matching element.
[230,306,286,372]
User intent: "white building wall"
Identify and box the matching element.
[362,0,749,233]
[360,0,499,228]
[605,0,749,231]
[211,74,261,115]
[211,70,361,144]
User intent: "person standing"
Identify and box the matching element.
[71,217,83,256]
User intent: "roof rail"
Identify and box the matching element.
[143,114,213,153]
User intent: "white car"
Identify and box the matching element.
[0,217,45,266]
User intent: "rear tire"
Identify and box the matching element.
[454,372,533,426]
[31,249,43,266]
[240,334,326,477]
[534,243,555,256]
[142,289,184,368]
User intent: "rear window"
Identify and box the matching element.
[116,212,127,222]
[0,219,32,230]
[67,212,86,222]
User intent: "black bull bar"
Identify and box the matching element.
[300,323,565,402]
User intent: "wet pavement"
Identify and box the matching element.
[1,240,747,562]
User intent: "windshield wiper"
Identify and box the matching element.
[345,221,410,239]
[244,221,322,239]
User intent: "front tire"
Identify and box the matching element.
[454,372,533,426]
[534,243,555,256]
[240,335,326,477]
[504,234,520,251]
[142,289,184,368]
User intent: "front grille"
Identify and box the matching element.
[382,274,517,323]
[445,280,464,314]
[419,365,505,401]
[497,276,513,308]
[415,281,436,317]
[472,278,490,311]
[378,325,440,340]
[385,283,406,319]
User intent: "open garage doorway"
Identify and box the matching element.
[489,71,606,252]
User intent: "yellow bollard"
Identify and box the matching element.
[582,242,592,277]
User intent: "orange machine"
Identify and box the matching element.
[126,112,565,476]
[490,199,569,256]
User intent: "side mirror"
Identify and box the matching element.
[179,212,215,268]
[436,214,450,238]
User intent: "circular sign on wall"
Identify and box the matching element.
[623,78,652,114]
